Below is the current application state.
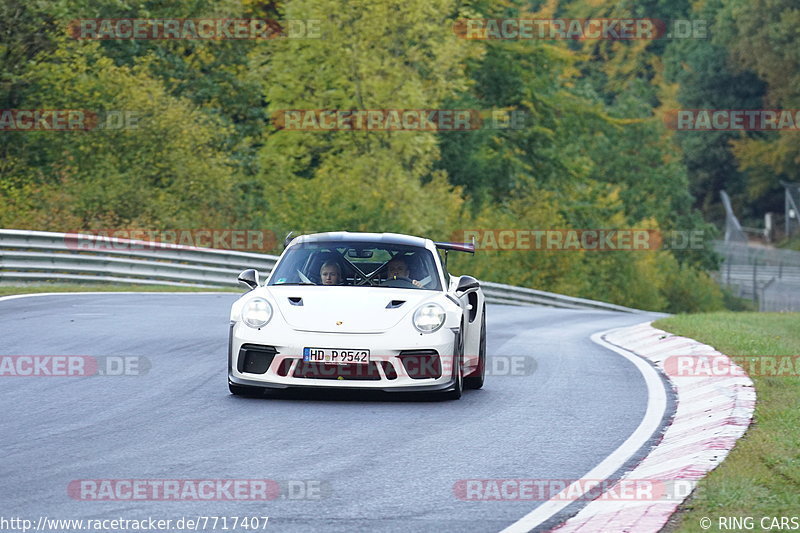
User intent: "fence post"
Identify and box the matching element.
[752,260,758,305]
[726,248,732,285]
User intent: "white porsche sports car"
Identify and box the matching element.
[227,232,486,399]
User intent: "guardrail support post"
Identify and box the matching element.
[752,260,758,304]
[726,251,731,285]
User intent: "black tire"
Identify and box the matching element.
[444,357,463,400]
[228,381,263,397]
[443,321,464,400]
[464,304,486,390]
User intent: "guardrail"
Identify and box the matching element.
[0,229,277,288]
[0,229,641,312]
[479,281,640,312]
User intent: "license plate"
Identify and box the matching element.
[303,348,370,364]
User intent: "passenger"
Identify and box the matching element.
[320,260,343,286]
[386,257,425,288]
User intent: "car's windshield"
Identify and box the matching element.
[268,241,441,290]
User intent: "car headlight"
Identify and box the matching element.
[413,303,446,333]
[242,297,272,328]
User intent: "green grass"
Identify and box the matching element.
[654,312,800,532]
[0,283,237,297]
[778,234,800,251]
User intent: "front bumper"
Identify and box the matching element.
[228,322,460,392]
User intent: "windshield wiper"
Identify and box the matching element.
[271,282,317,286]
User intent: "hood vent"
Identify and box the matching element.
[386,300,405,309]
[288,297,303,306]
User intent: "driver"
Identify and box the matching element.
[320,260,343,285]
[386,257,424,288]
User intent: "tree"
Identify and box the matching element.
[713,0,800,219]
[254,0,470,238]
[0,38,237,229]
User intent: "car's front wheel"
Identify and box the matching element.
[464,304,486,390]
[443,322,464,400]
[444,357,463,400]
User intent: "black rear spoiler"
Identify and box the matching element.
[434,241,475,270]
[434,241,475,254]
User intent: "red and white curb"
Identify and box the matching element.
[548,321,756,532]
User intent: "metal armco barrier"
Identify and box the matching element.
[0,229,277,288]
[0,229,641,312]
[479,281,640,312]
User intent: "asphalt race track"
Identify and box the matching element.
[0,293,668,532]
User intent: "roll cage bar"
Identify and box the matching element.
[305,247,425,287]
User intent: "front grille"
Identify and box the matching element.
[398,350,442,379]
[379,361,397,380]
[293,361,383,380]
[276,359,293,377]
[237,344,278,374]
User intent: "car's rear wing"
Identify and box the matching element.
[434,241,475,270]
[434,241,475,254]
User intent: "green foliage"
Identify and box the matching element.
[436,37,601,205]
[255,0,470,238]
[721,3,800,225]
[1,0,778,313]
[659,256,726,312]
[0,38,237,229]
[661,1,767,223]
[448,188,586,295]
[0,0,71,107]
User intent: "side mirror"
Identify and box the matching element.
[456,275,480,292]
[238,269,260,290]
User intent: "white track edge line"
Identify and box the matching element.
[499,322,667,533]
